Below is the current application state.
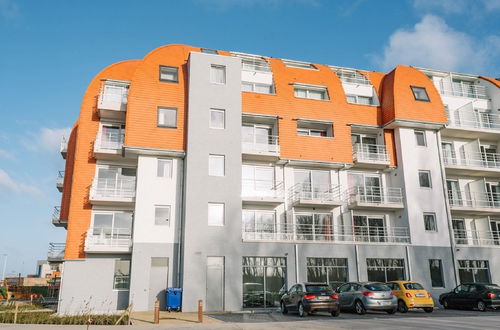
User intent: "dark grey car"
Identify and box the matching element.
[336,282,397,314]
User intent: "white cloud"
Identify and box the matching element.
[0,168,41,195]
[23,127,71,153]
[375,15,500,74]
[0,0,19,20]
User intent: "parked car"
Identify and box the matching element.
[336,282,397,315]
[386,281,434,313]
[439,283,500,311]
[280,282,340,317]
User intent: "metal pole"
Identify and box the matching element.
[1,254,7,281]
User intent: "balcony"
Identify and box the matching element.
[242,180,284,204]
[352,143,390,168]
[242,135,280,160]
[289,183,343,208]
[242,224,410,244]
[453,229,500,247]
[440,83,488,100]
[56,171,64,192]
[52,206,67,228]
[60,137,68,159]
[93,131,124,159]
[47,243,65,262]
[84,227,132,253]
[97,81,129,121]
[443,150,500,177]
[444,104,500,139]
[89,177,136,205]
[448,191,500,215]
[347,186,404,210]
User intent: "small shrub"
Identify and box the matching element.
[0,311,127,325]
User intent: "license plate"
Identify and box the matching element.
[415,293,425,297]
[379,301,391,305]
[317,296,329,300]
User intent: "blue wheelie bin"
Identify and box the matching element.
[166,287,182,311]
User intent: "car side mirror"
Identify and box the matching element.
[453,288,459,293]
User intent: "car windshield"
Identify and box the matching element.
[306,285,331,293]
[403,282,424,290]
[364,284,390,291]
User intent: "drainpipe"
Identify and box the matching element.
[294,244,299,283]
[354,245,360,281]
[405,245,412,281]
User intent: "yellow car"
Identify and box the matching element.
[386,281,434,313]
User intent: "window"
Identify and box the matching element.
[366,258,405,282]
[423,213,437,232]
[209,109,225,129]
[92,211,133,239]
[296,120,333,137]
[242,82,274,94]
[346,94,373,105]
[458,260,491,283]
[208,203,224,226]
[419,170,432,188]
[306,258,348,288]
[210,64,226,84]
[208,154,225,176]
[157,159,173,178]
[113,260,130,289]
[429,259,444,287]
[242,257,286,308]
[155,206,171,226]
[411,86,430,102]
[201,48,218,54]
[159,66,179,83]
[414,130,427,146]
[294,85,329,100]
[295,213,333,241]
[333,68,370,85]
[158,107,177,128]
[242,210,276,239]
[239,56,271,72]
[283,60,316,70]
[242,165,275,197]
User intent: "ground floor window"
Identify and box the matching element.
[242,257,286,309]
[366,258,405,282]
[113,259,131,289]
[306,258,348,289]
[429,259,445,288]
[458,260,491,283]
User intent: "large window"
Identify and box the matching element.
[94,166,136,198]
[208,203,224,226]
[113,260,131,289]
[411,86,430,102]
[92,211,133,240]
[458,260,491,283]
[295,213,333,241]
[242,210,276,239]
[157,107,177,128]
[155,206,171,226]
[98,123,124,150]
[242,165,275,197]
[208,154,225,176]
[242,82,274,94]
[297,120,333,137]
[429,259,444,288]
[346,94,373,105]
[353,215,386,242]
[242,257,286,308]
[210,64,226,84]
[423,213,437,232]
[307,258,348,288]
[294,169,331,199]
[418,170,432,188]
[294,85,329,100]
[366,258,405,282]
[159,66,179,83]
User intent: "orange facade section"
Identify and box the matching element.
[480,76,500,88]
[64,60,140,259]
[60,125,78,222]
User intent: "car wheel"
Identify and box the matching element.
[398,300,408,313]
[423,307,433,313]
[298,302,307,317]
[386,308,396,315]
[354,300,366,315]
[442,299,450,309]
[280,301,288,314]
[331,309,340,317]
[477,300,487,312]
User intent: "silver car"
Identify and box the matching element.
[336,282,397,314]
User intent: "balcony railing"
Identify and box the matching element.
[60,137,68,158]
[443,150,500,170]
[90,177,136,200]
[47,243,65,260]
[242,179,284,200]
[243,224,410,244]
[446,104,500,131]
[348,186,404,205]
[440,83,488,100]
[52,206,60,222]
[453,229,500,247]
[335,69,371,85]
[94,131,124,151]
[241,61,272,73]
[98,82,128,112]
[289,183,342,204]
[353,143,390,163]
[56,171,64,191]
[448,191,500,210]
[242,135,280,155]
[85,227,132,252]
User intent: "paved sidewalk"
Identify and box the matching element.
[130,311,222,325]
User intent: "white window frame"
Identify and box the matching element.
[209,108,226,129]
[113,259,131,290]
[210,64,226,84]
[346,94,373,105]
[157,159,173,178]
[418,170,432,188]
[293,84,329,100]
[241,81,275,94]
[157,107,177,128]
[423,212,437,232]
[208,202,225,226]
[283,59,317,70]
[154,205,171,226]
[159,65,179,83]
[208,154,225,177]
[414,130,427,147]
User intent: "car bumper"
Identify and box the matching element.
[363,298,397,310]
[304,301,340,313]
[406,299,434,308]
[486,300,500,309]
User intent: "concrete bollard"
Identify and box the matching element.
[154,300,160,324]
[197,299,203,323]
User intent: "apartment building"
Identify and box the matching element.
[52,44,500,314]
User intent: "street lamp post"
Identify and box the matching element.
[0,254,7,282]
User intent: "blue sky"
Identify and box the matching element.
[0,0,498,277]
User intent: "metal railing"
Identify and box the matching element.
[348,186,404,205]
[90,177,136,200]
[448,190,500,209]
[440,83,488,99]
[242,135,280,154]
[60,137,68,153]
[335,69,371,85]
[353,143,390,163]
[47,243,65,260]
[446,104,500,131]
[243,224,410,243]
[289,183,342,203]
[443,149,500,169]
[56,171,64,186]
[95,131,124,151]
[242,180,284,199]
[241,61,272,72]
[52,206,60,221]
[98,82,128,110]
[85,227,132,250]
[453,229,500,246]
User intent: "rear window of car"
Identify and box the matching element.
[403,283,424,290]
[484,285,500,290]
[306,285,331,293]
[364,284,390,291]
